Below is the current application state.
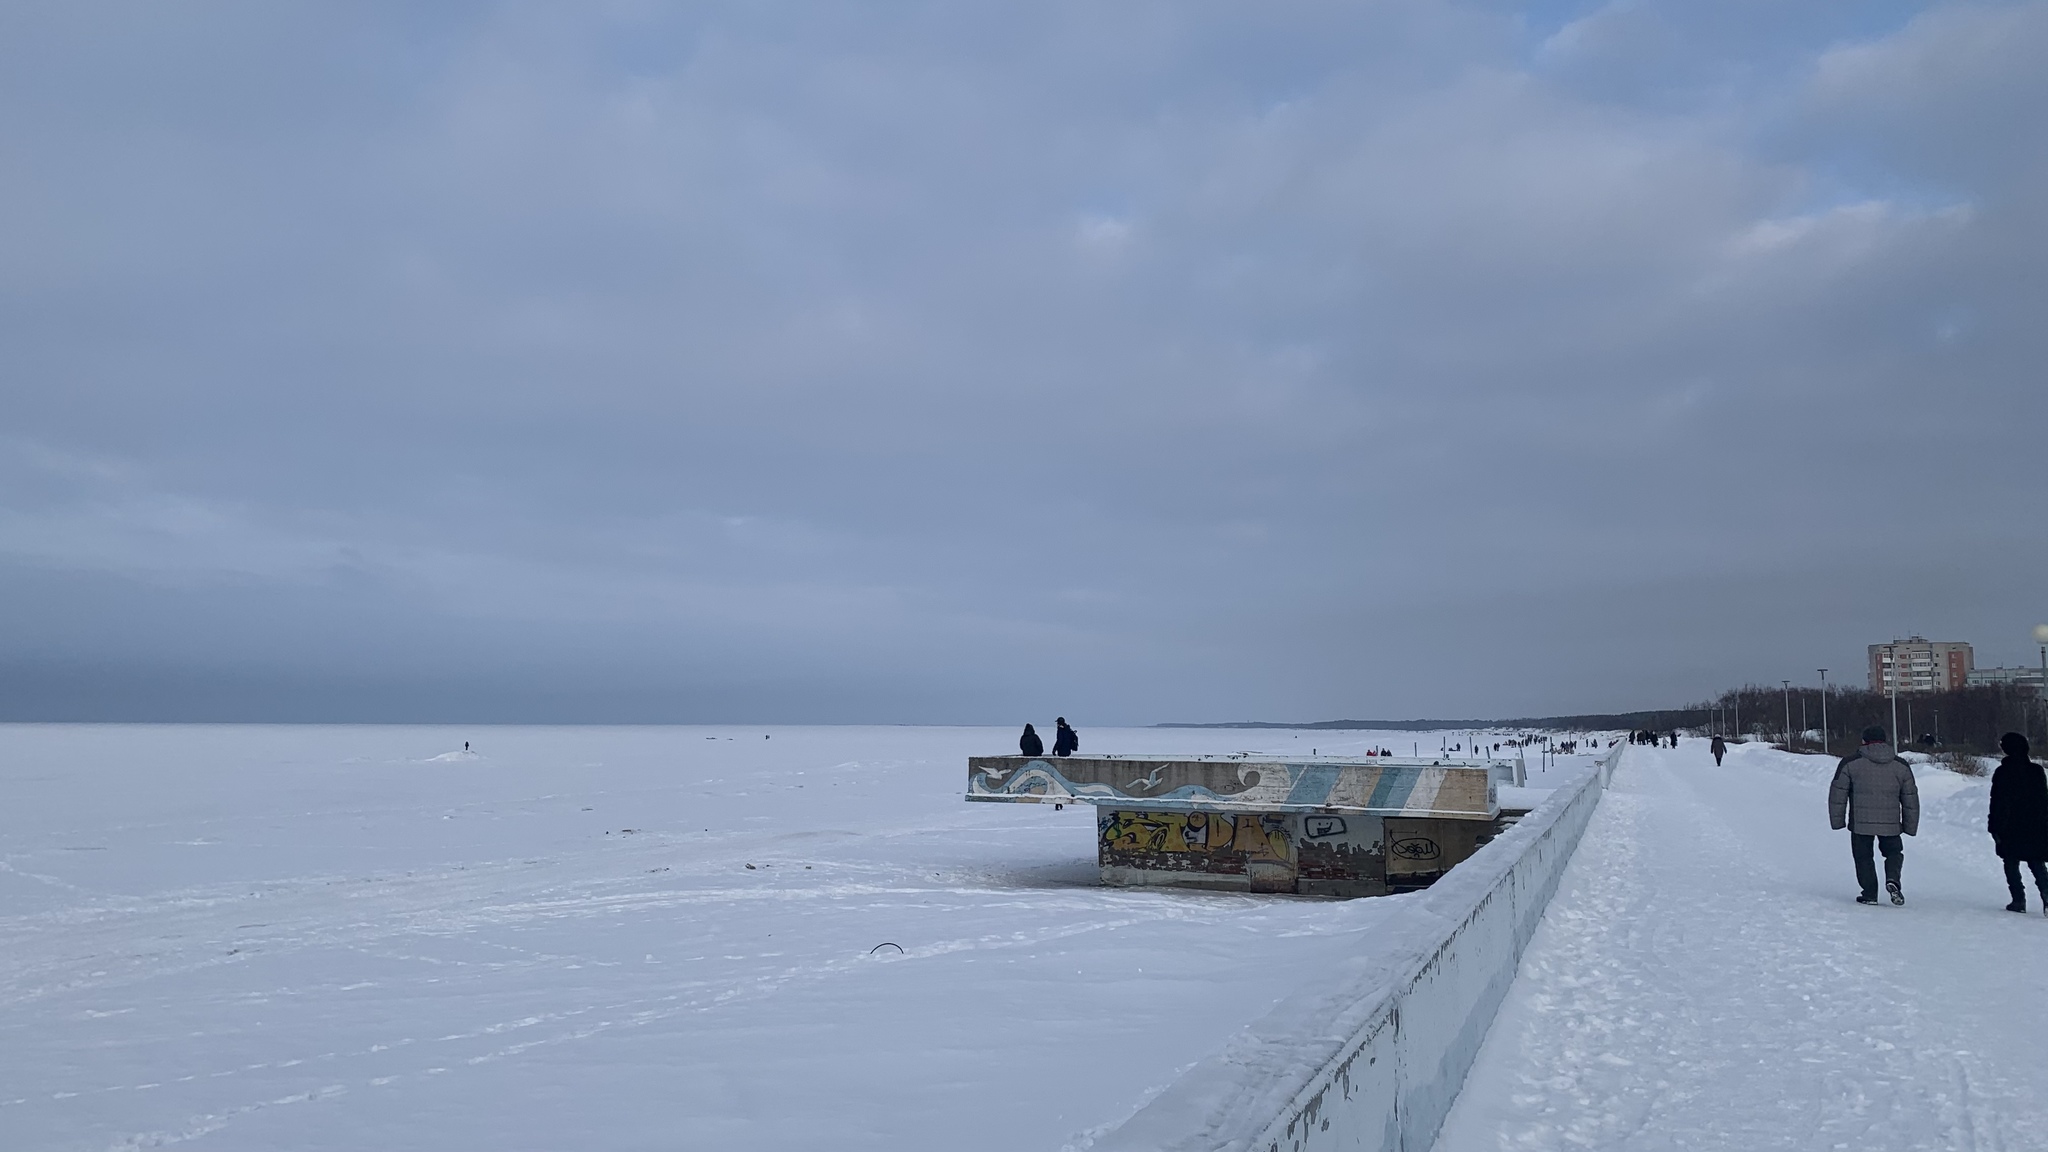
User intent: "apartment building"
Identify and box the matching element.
[1966,665,2046,691]
[1868,636,1973,693]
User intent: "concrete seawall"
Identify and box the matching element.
[1092,743,1624,1152]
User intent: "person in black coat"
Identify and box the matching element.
[1019,723,1044,757]
[1053,717,1079,758]
[1989,732,2048,913]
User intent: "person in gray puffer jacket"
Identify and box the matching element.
[1829,725,1920,905]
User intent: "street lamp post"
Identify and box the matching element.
[1818,668,1830,756]
[1887,642,1900,749]
[1782,680,1792,748]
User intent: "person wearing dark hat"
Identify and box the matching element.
[1828,725,1920,905]
[1053,717,1079,758]
[1018,723,1044,757]
[1988,732,2048,914]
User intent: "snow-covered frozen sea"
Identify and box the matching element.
[0,723,1546,1152]
[31,724,2024,1152]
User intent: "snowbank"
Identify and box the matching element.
[1494,784,1555,810]
[1724,740,1992,834]
[1092,745,1622,1152]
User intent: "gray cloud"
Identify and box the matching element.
[3,1,2045,722]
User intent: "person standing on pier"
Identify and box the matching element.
[1053,717,1079,758]
[1019,724,1044,756]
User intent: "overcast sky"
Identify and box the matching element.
[3,1,2044,724]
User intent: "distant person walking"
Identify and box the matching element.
[1829,726,1920,906]
[1053,717,1079,758]
[1710,736,1726,766]
[1019,723,1044,757]
[1988,732,2048,914]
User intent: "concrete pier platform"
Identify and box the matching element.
[967,754,1511,896]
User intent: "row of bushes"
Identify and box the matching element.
[1692,683,2044,759]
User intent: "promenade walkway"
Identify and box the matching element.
[1436,739,2048,1150]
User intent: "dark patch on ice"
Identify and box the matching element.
[968,859,1101,890]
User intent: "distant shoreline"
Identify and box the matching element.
[1155,709,1699,732]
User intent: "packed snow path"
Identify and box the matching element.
[1437,739,2048,1151]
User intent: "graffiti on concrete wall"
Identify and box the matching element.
[1239,814,1292,863]
[969,756,1497,817]
[1089,803,1492,897]
[1391,835,1442,861]
[1102,809,1227,854]
[1099,810,1293,870]
[1383,817,1492,882]
[973,757,1283,806]
[1295,812,1388,895]
[1100,810,1291,860]
[1303,815,1347,839]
